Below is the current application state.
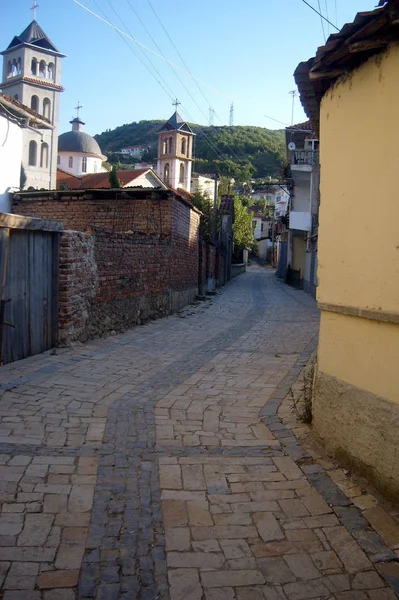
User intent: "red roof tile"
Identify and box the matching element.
[57,168,155,190]
[0,92,52,125]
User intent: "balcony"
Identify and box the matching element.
[290,150,319,172]
[289,211,312,232]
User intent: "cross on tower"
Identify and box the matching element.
[75,101,82,119]
[172,98,181,110]
[31,0,39,19]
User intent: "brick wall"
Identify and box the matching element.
[14,191,200,343]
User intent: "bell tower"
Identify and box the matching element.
[157,102,195,193]
[0,8,66,190]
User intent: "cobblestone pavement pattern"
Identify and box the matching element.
[0,267,398,599]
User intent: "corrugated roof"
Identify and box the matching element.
[294,0,399,132]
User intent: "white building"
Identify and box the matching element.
[156,110,195,193]
[0,20,65,190]
[119,145,147,159]
[0,94,53,211]
[191,174,217,198]
[58,117,107,177]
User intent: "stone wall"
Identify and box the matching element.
[14,191,200,343]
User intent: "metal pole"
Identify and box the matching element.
[213,174,218,244]
[271,206,276,268]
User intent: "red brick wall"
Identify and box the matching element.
[14,193,200,342]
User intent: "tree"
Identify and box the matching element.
[233,197,256,253]
[191,192,214,243]
[109,165,121,188]
[20,165,27,190]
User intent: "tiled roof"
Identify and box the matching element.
[219,195,234,214]
[286,121,313,131]
[57,168,159,190]
[294,0,399,131]
[0,92,52,126]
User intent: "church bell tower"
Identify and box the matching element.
[0,4,66,189]
[157,102,195,193]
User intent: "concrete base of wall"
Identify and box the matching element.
[231,263,246,278]
[303,279,317,298]
[313,370,399,501]
[170,287,198,313]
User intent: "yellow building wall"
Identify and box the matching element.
[318,43,399,314]
[318,311,399,404]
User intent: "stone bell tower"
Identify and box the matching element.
[0,5,66,189]
[157,102,195,193]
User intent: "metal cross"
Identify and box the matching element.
[31,0,39,19]
[75,101,82,119]
[172,98,181,110]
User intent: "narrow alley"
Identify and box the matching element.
[0,268,397,600]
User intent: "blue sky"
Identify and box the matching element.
[2,0,378,136]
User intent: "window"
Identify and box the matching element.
[39,60,46,77]
[57,155,60,165]
[164,163,170,184]
[43,98,51,119]
[28,140,37,166]
[261,223,264,232]
[163,138,168,154]
[169,136,173,154]
[68,156,73,168]
[31,58,38,75]
[47,63,54,80]
[181,138,186,155]
[179,163,185,184]
[11,60,18,76]
[40,143,49,168]
[17,58,22,74]
[14,94,18,101]
[82,156,87,173]
[31,95,39,112]
[7,61,12,77]
[252,220,257,229]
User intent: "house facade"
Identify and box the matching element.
[295,0,399,498]
[119,145,147,159]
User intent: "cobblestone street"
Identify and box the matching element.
[0,267,398,599]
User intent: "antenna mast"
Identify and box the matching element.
[208,107,215,126]
[229,102,234,126]
[289,90,298,125]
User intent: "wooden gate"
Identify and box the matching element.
[0,213,62,365]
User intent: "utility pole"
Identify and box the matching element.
[289,90,297,126]
[271,205,276,269]
[229,103,234,127]
[213,174,218,244]
[209,107,215,126]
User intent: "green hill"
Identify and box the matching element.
[94,120,286,180]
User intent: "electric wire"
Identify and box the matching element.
[317,0,326,41]
[301,0,339,31]
[324,0,330,35]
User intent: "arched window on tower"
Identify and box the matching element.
[43,98,51,120]
[11,59,18,76]
[14,94,18,101]
[82,156,87,173]
[31,95,39,112]
[39,60,46,77]
[7,61,12,78]
[17,58,22,74]
[181,138,186,155]
[29,141,37,166]
[31,58,38,75]
[40,143,49,168]
[164,163,170,184]
[47,63,54,80]
[69,156,73,168]
[179,163,185,184]
[163,138,168,154]
[169,136,173,154]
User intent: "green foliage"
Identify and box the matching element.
[191,192,214,243]
[95,120,286,180]
[233,197,256,252]
[109,166,121,188]
[20,165,27,190]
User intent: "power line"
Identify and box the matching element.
[317,0,326,41]
[324,0,330,35]
[301,0,339,31]
[71,0,228,96]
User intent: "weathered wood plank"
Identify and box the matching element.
[0,212,63,233]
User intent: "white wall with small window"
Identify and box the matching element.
[57,152,106,177]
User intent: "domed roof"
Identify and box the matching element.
[58,130,103,156]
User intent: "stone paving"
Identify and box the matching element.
[0,267,398,599]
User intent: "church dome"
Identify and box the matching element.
[58,130,102,156]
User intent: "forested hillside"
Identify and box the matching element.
[94,120,286,180]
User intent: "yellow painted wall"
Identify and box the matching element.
[317,43,399,313]
[318,311,399,404]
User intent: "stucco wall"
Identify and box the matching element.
[314,43,399,497]
[0,114,22,211]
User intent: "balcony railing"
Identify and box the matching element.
[291,150,319,166]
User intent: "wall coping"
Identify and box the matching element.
[318,301,399,325]
[0,212,62,232]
